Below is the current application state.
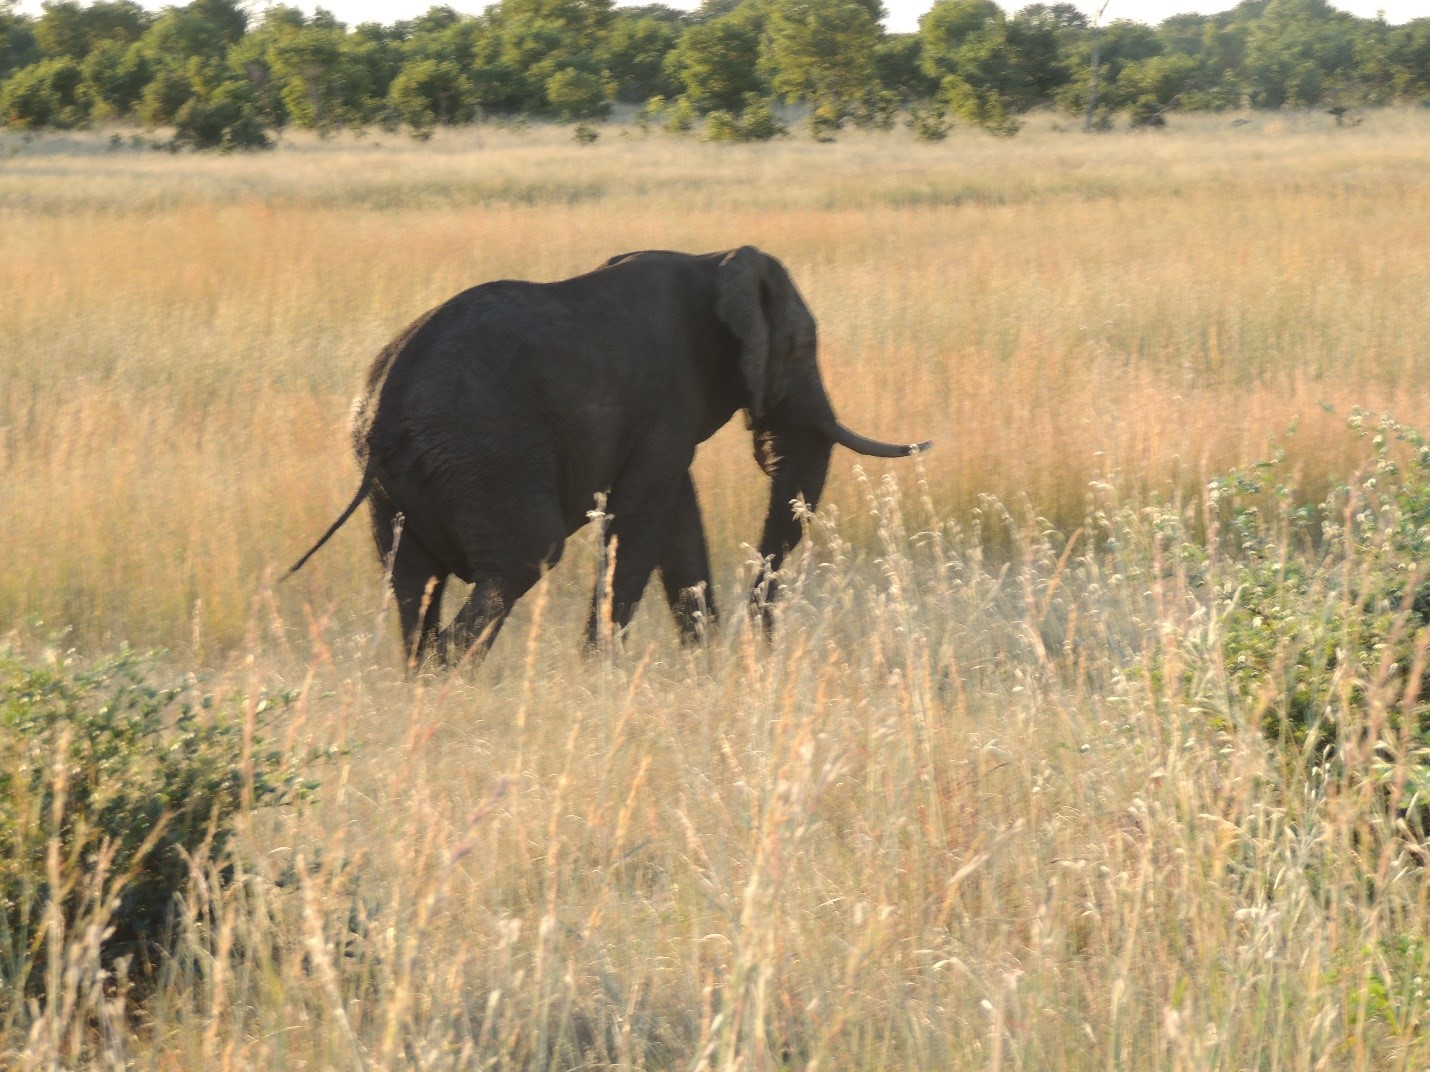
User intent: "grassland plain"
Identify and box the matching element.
[2,111,1430,1069]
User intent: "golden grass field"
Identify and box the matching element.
[2,111,1430,1069]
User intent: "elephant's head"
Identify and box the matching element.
[714,246,931,612]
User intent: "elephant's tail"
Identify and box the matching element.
[282,465,374,580]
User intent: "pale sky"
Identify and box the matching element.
[12,0,1426,35]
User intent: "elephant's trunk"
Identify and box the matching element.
[751,427,832,629]
[748,418,931,632]
[819,419,931,458]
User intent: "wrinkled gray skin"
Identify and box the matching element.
[288,246,930,666]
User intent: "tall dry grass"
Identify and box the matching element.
[3,112,1430,1070]
[9,474,1430,1070]
[2,113,1428,652]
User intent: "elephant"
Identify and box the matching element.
[286,246,930,665]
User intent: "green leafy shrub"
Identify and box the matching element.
[661,95,695,133]
[733,96,783,140]
[1204,414,1430,832]
[907,101,951,141]
[172,78,271,150]
[850,86,900,130]
[634,93,664,132]
[136,65,193,126]
[807,102,841,142]
[1128,93,1166,127]
[387,58,474,138]
[702,95,784,142]
[81,39,151,120]
[544,65,610,120]
[940,74,1019,136]
[0,648,313,994]
[0,57,90,129]
[702,108,738,140]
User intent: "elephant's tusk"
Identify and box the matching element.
[821,420,932,458]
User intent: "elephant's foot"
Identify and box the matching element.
[672,584,718,646]
[747,570,782,639]
[436,582,508,668]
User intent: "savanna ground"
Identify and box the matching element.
[2,110,1429,1069]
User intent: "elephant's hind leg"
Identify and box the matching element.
[391,544,447,668]
[439,579,508,664]
[369,493,448,667]
[658,472,718,644]
[438,523,566,666]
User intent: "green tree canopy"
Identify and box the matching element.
[766,0,882,119]
[0,1,41,81]
[666,3,766,113]
[602,9,682,103]
[1,0,1427,142]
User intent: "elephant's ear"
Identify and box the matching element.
[601,249,677,270]
[600,250,648,269]
[715,246,772,421]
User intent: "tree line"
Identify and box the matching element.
[0,0,1426,148]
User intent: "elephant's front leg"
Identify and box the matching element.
[657,472,718,644]
[748,428,833,637]
[587,451,693,648]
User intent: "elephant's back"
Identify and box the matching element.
[354,283,555,451]
[351,297,457,454]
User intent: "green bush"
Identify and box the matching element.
[0,58,90,129]
[907,101,951,141]
[940,74,1019,136]
[662,95,696,133]
[1128,93,1166,127]
[1201,415,1430,831]
[387,58,473,138]
[82,39,151,119]
[807,102,841,142]
[136,65,193,126]
[634,93,664,132]
[702,95,784,142]
[0,648,313,993]
[702,107,737,140]
[544,65,610,120]
[172,78,271,150]
[735,96,784,140]
[850,87,900,131]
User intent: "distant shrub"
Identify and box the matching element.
[734,96,783,140]
[0,649,314,995]
[1128,94,1167,128]
[1196,415,1430,833]
[572,121,599,143]
[545,66,610,121]
[703,96,783,142]
[635,94,665,132]
[388,59,474,138]
[82,40,151,120]
[941,76,1019,137]
[808,103,841,142]
[172,79,271,151]
[851,87,900,131]
[907,102,951,141]
[702,108,738,140]
[1084,104,1115,131]
[662,96,696,133]
[0,58,89,129]
[136,66,193,127]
